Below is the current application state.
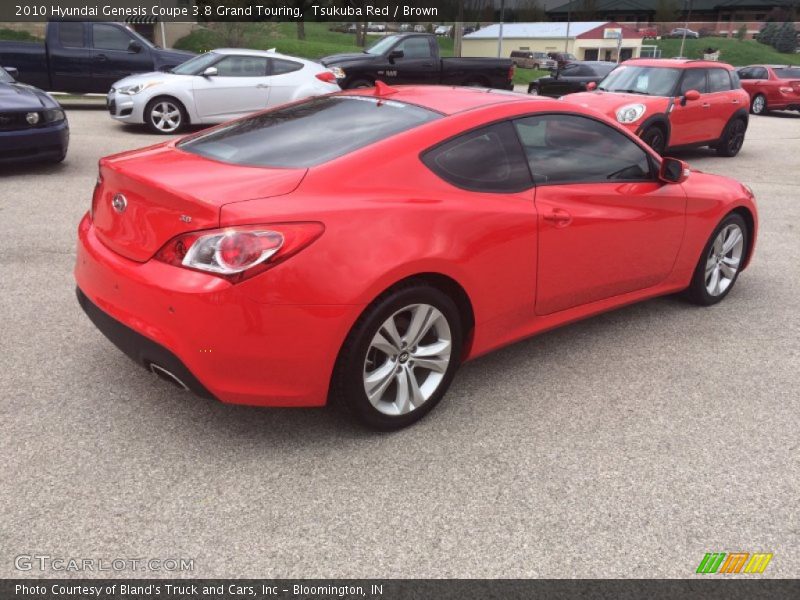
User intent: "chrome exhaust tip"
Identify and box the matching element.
[148,363,190,391]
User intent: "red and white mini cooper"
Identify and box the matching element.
[563,58,751,156]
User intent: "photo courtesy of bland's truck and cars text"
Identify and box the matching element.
[0,0,798,598]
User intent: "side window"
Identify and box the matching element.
[738,67,754,80]
[214,56,269,77]
[729,69,741,89]
[513,114,653,185]
[422,121,532,193]
[679,69,707,94]
[753,67,768,79]
[708,68,732,92]
[397,37,433,59]
[270,58,303,75]
[560,64,580,76]
[92,24,133,51]
[59,23,85,48]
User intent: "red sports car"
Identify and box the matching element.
[75,85,758,429]
[564,59,751,156]
[737,64,800,115]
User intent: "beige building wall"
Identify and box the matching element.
[462,37,642,60]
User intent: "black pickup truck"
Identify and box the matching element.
[0,21,194,94]
[322,33,514,90]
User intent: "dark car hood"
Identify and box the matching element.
[0,81,58,111]
[153,48,195,65]
[321,52,375,65]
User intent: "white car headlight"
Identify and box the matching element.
[118,81,163,95]
[616,103,646,124]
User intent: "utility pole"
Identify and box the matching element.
[679,0,693,58]
[565,2,571,52]
[497,0,505,58]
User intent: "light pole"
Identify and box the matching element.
[497,0,506,58]
[679,0,693,58]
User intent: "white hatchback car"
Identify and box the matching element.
[107,48,341,134]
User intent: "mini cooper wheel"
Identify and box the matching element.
[641,125,667,155]
[716,118,746,157]
[332,285,463,430]
[145,97,187,134]
[751,94,767,115]
[685,213,748,306]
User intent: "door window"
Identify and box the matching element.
[59,23,85,48]
[679,69,708,94]
[92,24,133,51]
[270,58,303,75]
[214,56,269,77]
[422,122,532,193]
[513,114,653,185]
[396,37,433,59]
[708,68,732,92]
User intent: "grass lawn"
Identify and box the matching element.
[0,28,41,42]
[513,67,550,86]
[654,37,800,66]
[175,23,454,59]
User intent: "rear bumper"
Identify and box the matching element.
[74,213,358,407]
[0,119,69,164]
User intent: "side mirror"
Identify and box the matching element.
[202,67,218,77]
[659,157,689,184]
[681,89,701,105]
[4,66,18,79]
[128,40,142,53]
[387,49,404,62]
[586,81,597,90]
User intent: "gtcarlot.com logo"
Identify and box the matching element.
[696,552,773,574]
[14,554,194,573]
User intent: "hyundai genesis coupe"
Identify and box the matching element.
[75,84,758,429]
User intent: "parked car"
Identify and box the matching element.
[639,27,659,39]
[413,25,427,33]
[0,65,68,164]
[737,64,800,114]
[527,61,616,97]
[669,28,699,39]
[434,25,453,36]
[0,21,194,94]
[548,52,577,69]
[563,58,750,156]
[76,85,758,430]
[510,51,557,70]
[106,49,341,134]
[322,33,514,89]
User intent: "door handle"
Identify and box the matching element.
[256,83,269,88]
[702,102,711,108]
[543,209,572,227]
[732,98,740,104]
[95,54,107,62]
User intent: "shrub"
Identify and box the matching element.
[774,21,798,54]
[735,24,748,41]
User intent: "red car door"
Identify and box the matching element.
[513,114,686,315]
[669,68,714,145]
[706,67,741,137]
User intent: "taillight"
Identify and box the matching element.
[315,71,337,83]
[154,223,324,283]
[508,64,516,82]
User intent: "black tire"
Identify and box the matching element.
[144,96,188,134]
[716,117,747,157]
[528,84,539,96]
[641,125,667,155]
[750,93,767,115]
[347,78,374,89]
[331,283,464,430]
[684,213,748,306]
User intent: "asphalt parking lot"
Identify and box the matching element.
[1,104,798,579]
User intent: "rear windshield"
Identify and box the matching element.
[179,95,441,168]
[774,67,800,79]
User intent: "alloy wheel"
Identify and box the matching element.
[705,223,744,296]
[752,95,766,114]
[150,101,182,133]
[363,303,452,416]
[727,120,746,154]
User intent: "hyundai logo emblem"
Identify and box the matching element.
[112,193,128,213]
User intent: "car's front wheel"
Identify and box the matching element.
[641,125,667,155]
[332,284,463,430]
[685,213,748,306]
[144,97,187,134]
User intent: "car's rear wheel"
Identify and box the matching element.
[641,125,667,155]
[348,78,374,89]
[716,118,746,157]
[145,97,187,134]
[751,94,767,115]
[685,213,748,306]
[528,85,539,96]
[332,284,463,430]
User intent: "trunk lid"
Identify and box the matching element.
[92,144,306,262]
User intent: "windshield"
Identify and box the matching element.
[775,67,800,79]
[127,27,156,48]
[178,95,441,168]
[0,67,12,83]
[170,52,220,75]
[598,65,682,96]
[365,35,401,55]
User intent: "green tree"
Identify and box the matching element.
[774,21,798,53]
[654,0,680,24]
[735,23,748,41]
[757,21,779,46]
